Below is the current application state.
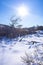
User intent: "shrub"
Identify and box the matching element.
[21,45,43,65]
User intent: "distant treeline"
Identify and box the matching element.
[0,24,43,38]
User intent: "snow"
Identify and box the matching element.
[0,31,43,65]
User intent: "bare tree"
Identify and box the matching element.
[17,25,22,28]
[10,16,21,28]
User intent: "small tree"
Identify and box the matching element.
[10,16,21,28]
[17,25,22,28]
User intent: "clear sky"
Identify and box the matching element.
[0,0,43,27]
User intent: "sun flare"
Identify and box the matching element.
[17,5,29,17]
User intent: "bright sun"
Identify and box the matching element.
[17,5,28,17]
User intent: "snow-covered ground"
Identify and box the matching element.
[0,30,43,65]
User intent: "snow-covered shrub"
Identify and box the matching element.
[21,43,43,65]
[21,52,34,65]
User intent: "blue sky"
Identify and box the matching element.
[0,0,43,27]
